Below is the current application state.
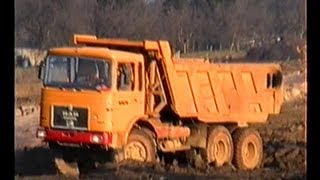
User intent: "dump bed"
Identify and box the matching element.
[71,35,284,125]
[167,58,284,124]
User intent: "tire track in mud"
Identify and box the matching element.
[82,163,305,180]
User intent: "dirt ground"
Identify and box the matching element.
[14,60,306,180]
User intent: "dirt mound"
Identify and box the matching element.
[282,70,307,101]
[246,42,300,61]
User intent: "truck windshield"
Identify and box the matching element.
[44,55,111,90]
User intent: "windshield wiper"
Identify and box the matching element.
[57,86,82,92]
[52,84,102,93]
[73,87,82,92]
[58,86,66,91]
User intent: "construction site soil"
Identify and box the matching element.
[15,60,306,180]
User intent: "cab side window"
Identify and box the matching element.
[117,63,134,91]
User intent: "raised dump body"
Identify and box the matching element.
[149,41,283,125]
[168,58,283,124]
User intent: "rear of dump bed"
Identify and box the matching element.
[169,58,284,125]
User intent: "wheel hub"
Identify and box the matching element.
[214,140,227,162]
[125,141,147,161]
[244,141,257,165]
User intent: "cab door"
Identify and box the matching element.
[111,61,145,131]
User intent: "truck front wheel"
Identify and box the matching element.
[206,126,234,167]
[124,129,156,162]
[232,128,263,170]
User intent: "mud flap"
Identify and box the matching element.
[54,156,80,177]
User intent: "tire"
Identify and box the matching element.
[206,126,234,167]
[232,128,263,170]
[124,128,156,162]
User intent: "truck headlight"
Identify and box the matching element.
[36,129,46,138]
[91,134,103,143]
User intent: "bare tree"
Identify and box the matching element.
[15,0,305,53]
[15,0,56,48]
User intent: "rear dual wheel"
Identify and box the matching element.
[232,128,263,170]
[205,126,263,170]
[206,126,234,167]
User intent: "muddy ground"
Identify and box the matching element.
[15,60,306,180]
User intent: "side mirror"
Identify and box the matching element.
[38,61,45,80]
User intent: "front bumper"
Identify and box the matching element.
[36,128,112,146]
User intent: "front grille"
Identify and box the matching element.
[52,106,88,130]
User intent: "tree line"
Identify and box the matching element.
[15,0,305,53]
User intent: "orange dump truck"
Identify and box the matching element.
[36,34,283,174]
